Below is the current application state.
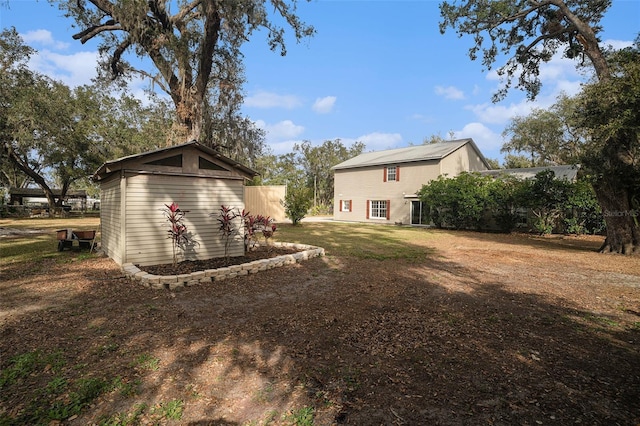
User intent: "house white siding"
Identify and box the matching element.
[100,176,122,265]
[123,173,245,267]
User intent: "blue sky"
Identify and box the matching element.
[1,0,638,162]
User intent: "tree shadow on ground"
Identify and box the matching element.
[1,226,639,425]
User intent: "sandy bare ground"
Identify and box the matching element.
[1,222,639,425]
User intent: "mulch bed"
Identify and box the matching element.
[139,246,302,276]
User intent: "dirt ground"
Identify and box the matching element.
[1,224,640,425]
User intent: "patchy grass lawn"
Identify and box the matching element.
[1,217,639,425]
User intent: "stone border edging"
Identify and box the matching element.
[121,242,325,290]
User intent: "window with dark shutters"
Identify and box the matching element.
[340,200,352,212]
[386,166,397,182]
[368,200,388,219]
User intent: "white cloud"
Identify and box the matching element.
[29,50,99,87]
[435,85,465,100]
[601,38,634,50]
[255,119,305,140]
[312,96,336,114]
[263,132,401,156]
[450,122,503,158]
[465,101,533,125]
[21,29,69,50]
[245,90,302,109]
[268,140,301,155]
[357,132,403,151]
[538,56,580,82]
[484,39,638,102]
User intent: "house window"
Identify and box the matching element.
[340,200,352,212]
[384,166,399,182]
[387,166,397,181]
[368,200,389,220]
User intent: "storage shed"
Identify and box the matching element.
[93,141,257,267]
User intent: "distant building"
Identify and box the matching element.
[478,165,580,182]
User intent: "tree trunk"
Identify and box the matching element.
[172,85,204,143]
[593,178,639,255]
[4,142,64,216]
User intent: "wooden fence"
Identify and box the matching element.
[244,185,287,222]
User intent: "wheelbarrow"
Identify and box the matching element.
[56,229,96,252]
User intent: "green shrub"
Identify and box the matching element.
[282,184,313,225]
[418,172,494,230]
[418,169,603,235]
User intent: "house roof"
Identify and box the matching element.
[478,165,579,181]
[331,139,490,170]
[93,140,258,180]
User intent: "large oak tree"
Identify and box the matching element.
[57,0,314,147]
[1,28,102,211]
[440,0,639,254]
[1,28,173,212]
[501,94,585,166]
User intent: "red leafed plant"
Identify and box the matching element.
[241,211,277,251]
[260,217,277,248]
[215,205,240,265]
[163,202,190,267]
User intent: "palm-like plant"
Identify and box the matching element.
[163,202,190,267]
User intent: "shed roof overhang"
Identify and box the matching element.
[93,140,258,182]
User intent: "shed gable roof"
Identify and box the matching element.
[332,139,489,170]
[93,140,258,181]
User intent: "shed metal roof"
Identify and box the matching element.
[93,140,258,180]
[332,139,490,170]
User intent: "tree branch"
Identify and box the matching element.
[546,0,611,80]
[148,0,171,31]
[519,25,572,57]
[72,20,120,44]
[171,0,201,26]
[128,68,170,94]
[196,4,221,96]
[3,141,55,201]
[110,38,131,77]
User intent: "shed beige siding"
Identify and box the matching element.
[244,185,286,221]
[100,176,122,265]
[123,173,245,266]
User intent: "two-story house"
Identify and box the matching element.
[332,139,490,225]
